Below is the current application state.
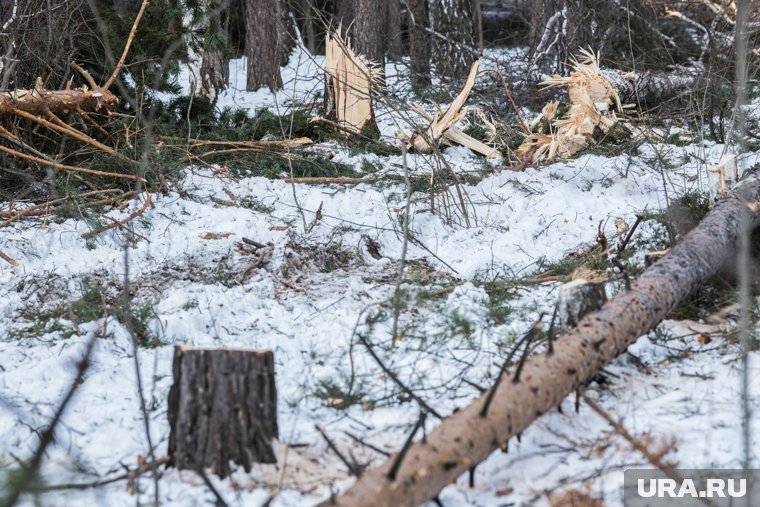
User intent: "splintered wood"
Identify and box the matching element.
[403,60,499,158]
[518,49,621,164]
[324,31,376,134]
[0,86,118,116]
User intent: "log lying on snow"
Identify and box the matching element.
[323,166,760,507]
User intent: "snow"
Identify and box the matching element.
[1,48,759,507]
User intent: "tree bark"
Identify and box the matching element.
[197,49,229,103]
[386,0,403,60]
[245,0,283,90]
[601,63,705,109]
[353,0,386,69]
[0,87,118,116]
[277,0,296,65]
[167,347,278,479]
[321,166,760,507]
[429,0,476,80]
[298,0,317,54]
[183,0,230,104]
[334,0,354,37]
[407,0,431,88]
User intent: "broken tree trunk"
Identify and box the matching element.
[323,30,378,135]
[167,346,278,478]
[322,167,760,507]
[0,87,118,116]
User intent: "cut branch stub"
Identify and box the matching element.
[167,346,278,478]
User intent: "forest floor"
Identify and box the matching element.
[1,48,760,507]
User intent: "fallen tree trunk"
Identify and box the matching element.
[323,166,760,507]
[0,87,118,116]
[600,62,704,108]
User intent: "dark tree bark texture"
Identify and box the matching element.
[353,0,386,68]
[246,0,283,90]
[407,0,431,88]
[167,347,278,478]
[430,0,476,80]
[386,0,403,60]
[334,0,354,37]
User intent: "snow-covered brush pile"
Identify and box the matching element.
[517,49,624,164]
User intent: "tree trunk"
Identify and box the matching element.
[529,0,591,74]
[277,0,296,65]
[197,49,229,103]
[353,0,386,69]
[245,0,283,90]
[183,0,230,104]
[298,0,317,54]
[407,0,431,88]
[430,0,476,80]
[321,167,760,507]
[473,0,484,51]
[334,0,354,37]
[386,0,403,60]
[167,347,278,479]
[323,31,376,135]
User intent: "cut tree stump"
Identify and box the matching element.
[167,346,278,478]
[557,279,608,332]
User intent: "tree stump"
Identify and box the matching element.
[167,346,278,478]
[557,279,608,332]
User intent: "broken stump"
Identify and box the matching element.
[167,346,278,478]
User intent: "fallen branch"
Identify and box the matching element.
[583,395,718,507]
[0,249,18,266]
[323,165,760,507]
[404,61,499,158]
[0,144,139,181]
[0,191,135,227]
[103,0,151,91]
[282,176,376,184]
[0,87,118,117]
[81,193,152,239]
[11,107,119,157]
[36,456,170,492]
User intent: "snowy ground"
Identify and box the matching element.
[1,49,760,506]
